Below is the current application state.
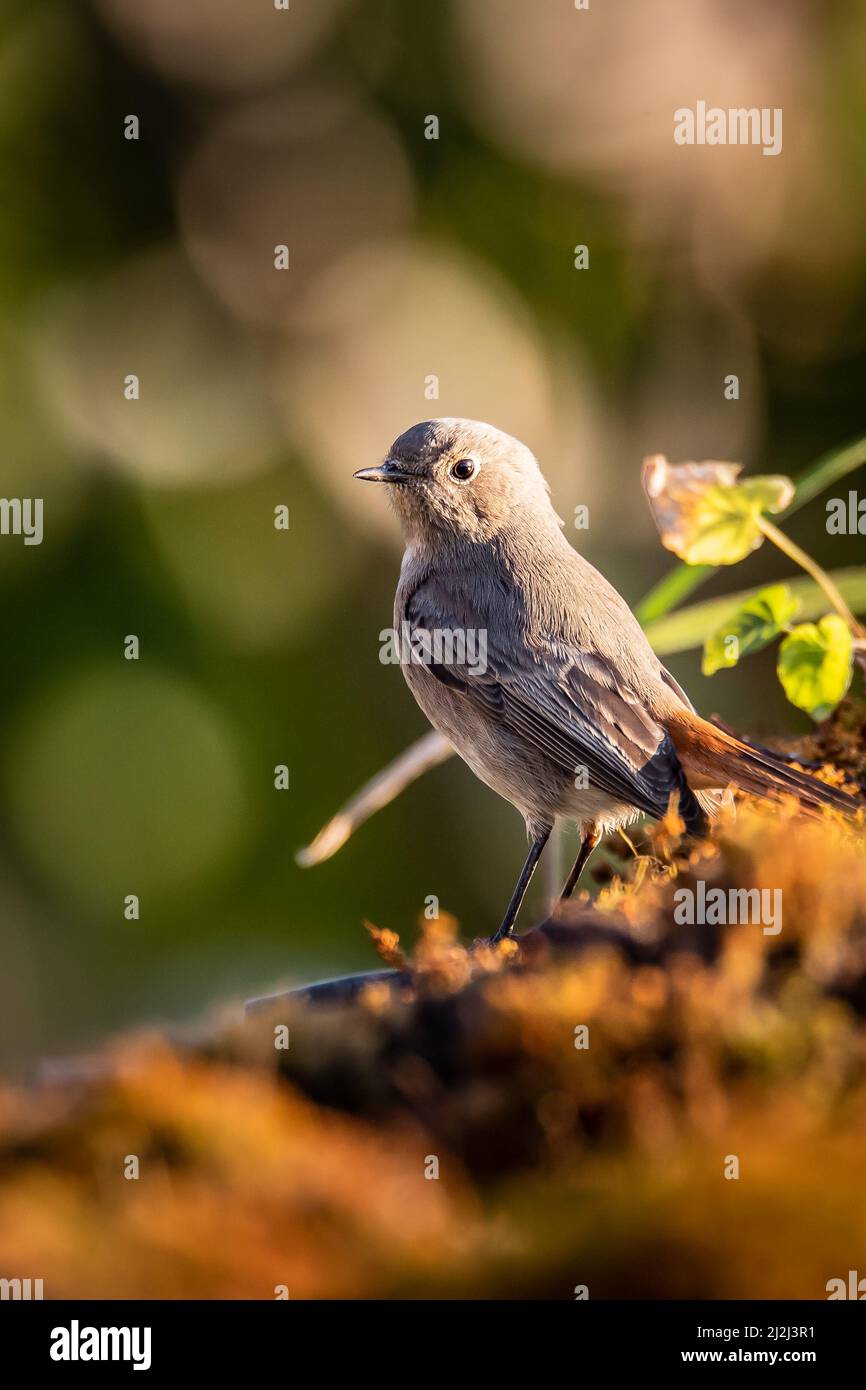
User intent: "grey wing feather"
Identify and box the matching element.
[404,586,707,832]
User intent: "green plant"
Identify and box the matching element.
[641,446,866,720]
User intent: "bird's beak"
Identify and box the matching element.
[353,459,413,484]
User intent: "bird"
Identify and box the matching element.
[354,418,860,942]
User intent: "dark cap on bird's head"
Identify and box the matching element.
[354,418,557,543]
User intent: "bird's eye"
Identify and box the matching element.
[450,457,479,483]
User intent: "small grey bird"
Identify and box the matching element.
[355,419,857,940]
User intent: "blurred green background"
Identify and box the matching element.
[1,0,865,1068]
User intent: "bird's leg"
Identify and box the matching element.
[490,824,552,943]
[559,823,600,900]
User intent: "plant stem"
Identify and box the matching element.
[756,516,866,638]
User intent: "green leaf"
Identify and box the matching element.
[776,616,853,722]
[642,457,794,566]
[687,478,794,565]
[643,566,866,656]
[702,585,800,676]
[635,433,866,625]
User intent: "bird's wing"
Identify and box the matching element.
[404,581,706,830]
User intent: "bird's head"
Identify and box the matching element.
[354,418,559,545]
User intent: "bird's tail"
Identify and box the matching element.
[663,706,862,817]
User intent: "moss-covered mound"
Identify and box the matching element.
[1,705,864,1299]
